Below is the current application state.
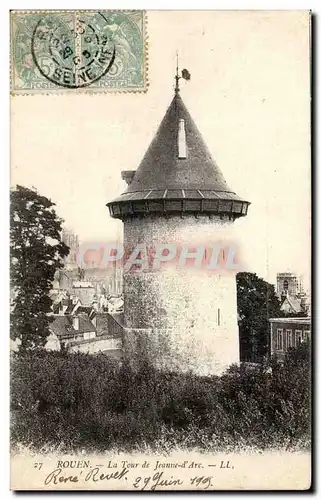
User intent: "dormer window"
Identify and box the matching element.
[121,170,136,186]
[178,119,187,158]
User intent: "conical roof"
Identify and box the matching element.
[108,90,250,220]
[126,92,231,192]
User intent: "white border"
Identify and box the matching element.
[2,1,318,498]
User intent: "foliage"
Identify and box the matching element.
[11,343,311,453]
[10,185,69,351]
[237,272,282,362]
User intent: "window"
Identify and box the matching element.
[295,330,303,347]
[286,329,293,349]
[217,308,221,326]
[302,330,310,342]
[178,119,187,158]
[286,330,294,349]
[84,331,96,340]
[276,328,283,350]
[241,204,247,215]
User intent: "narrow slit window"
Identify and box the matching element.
[276,329,283,350]
[178,119,187,158]
[217,308,221,326]
[295,330,303,347]
[285,329,292,349]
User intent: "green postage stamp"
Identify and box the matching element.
[10,10,147,93]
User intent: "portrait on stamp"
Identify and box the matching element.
[10,10,311,491]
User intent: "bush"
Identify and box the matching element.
[10,344,311,453]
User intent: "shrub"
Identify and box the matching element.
[10,343,311,452]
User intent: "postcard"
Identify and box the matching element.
[10,10,311,490]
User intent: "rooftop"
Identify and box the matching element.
[269,317,311,324]
[72,281,94,288]
[108,85,250,220]
[49,314,96,339]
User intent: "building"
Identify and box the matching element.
[276,271,305,299]
[71,281,95,306]
[269,317,311,361]
[107,72,250,375]
[83,265,123,298]
[55,229,123,298]
[276,272,302,298]
[52,229,82,292]
[109,264,123,296]
[62,228,79,270]
[46,312,123,356]
[47,314,97,350]
[280,294,308,315]
[276,271,309,315]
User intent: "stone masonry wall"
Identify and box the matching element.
[123,214,239,376]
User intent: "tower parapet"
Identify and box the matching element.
[109,92,250,221]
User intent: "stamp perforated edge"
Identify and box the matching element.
[10,9,149,96]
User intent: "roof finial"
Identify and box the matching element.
[175,51,180,93]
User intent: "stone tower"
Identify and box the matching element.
[107,78,250,375]
[276,272,302,299]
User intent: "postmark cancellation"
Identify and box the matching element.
[10,10,147,94]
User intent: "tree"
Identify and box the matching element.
[236,272,282,362]
[10,185,69,351]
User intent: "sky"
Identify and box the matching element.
[11,10,311,289]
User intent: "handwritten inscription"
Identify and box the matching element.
[45,467,129,486]
[133,472,213,490]
[45,469,79,485]
[85,467,129,483]
[37,457,235,490]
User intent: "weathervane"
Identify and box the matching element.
[175,52,191,93]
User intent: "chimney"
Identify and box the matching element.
[121,170,136,186]
[72,316,79,331]
[300,296,307,312]
[178,119,187,158]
